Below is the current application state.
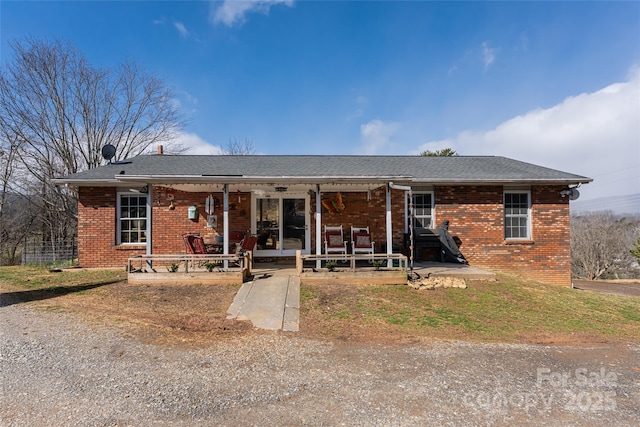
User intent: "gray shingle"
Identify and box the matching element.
[55,155,592,184]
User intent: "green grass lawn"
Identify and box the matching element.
[0,266,126,290]
[300,274,640,343]
[0,266,127,306]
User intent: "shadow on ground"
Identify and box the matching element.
[0,280,122,307]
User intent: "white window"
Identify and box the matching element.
[406,192,434,231]
[504,191,531,239]
[118,193,147,244]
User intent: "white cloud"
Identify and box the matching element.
[177,90,198,106]
[360,119,400,155]
[174,22,190,39]
[210,0,294,27]
[173,132,224,155]
[345,95,368,121]
[482,41,498,70]
[415,69,640,201]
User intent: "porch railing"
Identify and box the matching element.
[127,252,251,274]
[295,250,408,274]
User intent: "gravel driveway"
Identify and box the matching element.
[1,304,638,426]
[572,280,640,297]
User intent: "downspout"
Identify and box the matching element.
[223,184,229,269]
[388,182,413,275]
[315,185,322,269]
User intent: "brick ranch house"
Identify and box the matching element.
[54,152,591,286]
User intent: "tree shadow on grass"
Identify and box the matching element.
[0,280,122,307]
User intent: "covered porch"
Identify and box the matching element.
[119,175,428,269]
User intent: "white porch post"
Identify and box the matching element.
[315,185,322,269]
[389,182,413,270]
[223,184,229,269]
[386,183,392,254]
[146,184,153,270]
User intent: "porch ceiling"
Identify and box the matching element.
[145,182,388,193]
[112,175,399,193]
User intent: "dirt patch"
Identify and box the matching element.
[11,281,257,347]
[517,331,616,346]
[20,281,426,347]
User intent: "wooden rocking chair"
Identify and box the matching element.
[324,225,347,261]
[351,226,375,262]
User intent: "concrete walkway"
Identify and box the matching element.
[226,274,300,331]
[225,260,494,331]
[411,261,497,281]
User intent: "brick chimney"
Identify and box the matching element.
[157,145,163,155]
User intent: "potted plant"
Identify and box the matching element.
[203,260,220,272]
[372,260,385,271]
[166,262,180,272]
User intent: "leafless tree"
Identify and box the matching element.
[0,38,184,256]
[0,133,18,262]
[0,131,37,264]
[0,134,19,220]
[0,39,184,171]
[571,211,640,280]
[222,138,255,155]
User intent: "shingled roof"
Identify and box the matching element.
[54,154,592,186]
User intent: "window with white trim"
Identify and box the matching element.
[504,191,530,239]
[118,193,147,244]
[407,192,434,231]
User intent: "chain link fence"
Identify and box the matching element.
[21,240,77,265]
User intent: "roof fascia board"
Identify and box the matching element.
[412,178,593,185]
[114,175,413,184]
[53,176,593,187]
[52,178,120,186]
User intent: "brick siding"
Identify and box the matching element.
[77,184,571,286]
[434,185,571,286]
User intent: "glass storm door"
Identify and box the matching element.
[282,198,306,251]
[253,194,309,256]
[255,198,280,252]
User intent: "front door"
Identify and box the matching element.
[252,193,310,256]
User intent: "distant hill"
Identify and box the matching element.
[571,193,640,217]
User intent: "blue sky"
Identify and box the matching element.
[2,1,639,206]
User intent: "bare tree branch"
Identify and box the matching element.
[0,38,185,254]
[571,211,639,280]
[222,138,255,155]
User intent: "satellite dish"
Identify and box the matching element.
[101,144,116,163]
[569,188,580,201]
